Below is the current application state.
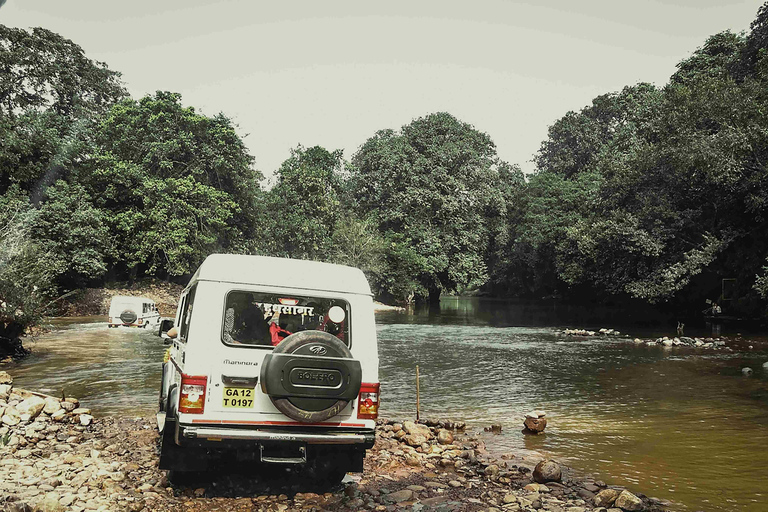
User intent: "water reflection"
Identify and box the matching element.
[6,318,165,415]
[376,299,768,512]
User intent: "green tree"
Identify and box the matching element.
[77,92,262,277]
[264,145,343,261]
[0,188,56,356]
[0,25,126,195]
[30,180,111,288]
[349,112,511,303]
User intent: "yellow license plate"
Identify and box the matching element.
[222,387,254,408]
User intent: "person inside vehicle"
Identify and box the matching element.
[269,314,293,346]
[224,293,270,345]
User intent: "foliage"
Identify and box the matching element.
[77,92,262,277]
[0,25,126,195]
[508,1,768,310]
[0,189,56,348]
[264,146,343,261]
[29,181,111,288]
[348,112,514,302]
[330,214,386,278]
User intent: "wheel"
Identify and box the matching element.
[259,330,362,423]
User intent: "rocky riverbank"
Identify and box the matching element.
[561,327,738,351]
[1,371,672,512]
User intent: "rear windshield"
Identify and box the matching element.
[221,291,350,348]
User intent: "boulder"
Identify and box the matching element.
[742,367,753,376]
[484,464,500,479]
[405,433,427,447]
[60,402,76,412]
[0,371,12,385]
[385,489,413,503]
[594,488,621,507]
[614,490,644,511]
[524,415,547,433]
[79,414,93,426]
[533,459,562,483]
[16,396,46,419]
[763,361,768,370]
[437,429,454,445]
[2,406,21,426]
[403,421,432,439]
[43,397,62,415]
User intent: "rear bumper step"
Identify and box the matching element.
[179,425,375,446]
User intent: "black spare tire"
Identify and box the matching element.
[120,310,138,325]
[260,330,362,423]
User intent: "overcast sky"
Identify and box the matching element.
[1,0,763,176]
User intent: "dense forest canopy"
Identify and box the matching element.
[4,3,768,344]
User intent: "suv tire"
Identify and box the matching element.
[260,330,362,423]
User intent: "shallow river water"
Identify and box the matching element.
[4,298,768,511]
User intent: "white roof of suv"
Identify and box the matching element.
[190,254,372,296]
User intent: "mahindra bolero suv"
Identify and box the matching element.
[158,254,380,484]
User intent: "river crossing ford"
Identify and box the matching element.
[3,297,768,511]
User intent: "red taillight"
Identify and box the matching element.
[357,382,380,419]
[179,374,207,414]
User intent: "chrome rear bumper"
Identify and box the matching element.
[179,425,375,446]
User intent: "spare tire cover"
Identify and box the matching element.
[260,330,362,423]
[119,310,137,324]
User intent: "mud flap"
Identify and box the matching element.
[158,421,209,472]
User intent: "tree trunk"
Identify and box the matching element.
[428,286,441,306]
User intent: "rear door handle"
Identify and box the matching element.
[222,375,258,387]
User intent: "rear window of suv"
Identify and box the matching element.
[221,291,350,348]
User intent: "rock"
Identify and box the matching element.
[79,414,93,426]
[742,367,753,376]
[484,464,500,479]
[402,421,432,439]
[485,423,502,433]
[0,383,11,397]
[614,490,644,511]
[43,397,62,415]
[16,396,46,419]
[59,402,76,412]
[405,454,421,466]
[0,371,12,385]
[437,429,454,445]
[385,489,413,503]
[51,410,66,422]
[594,489,621,507]
[524,416,547,433]
[763,361,768,370]
[2,406,21,426]
[533,459,562,483]
[405,433,427,446]
[71,407,91,415]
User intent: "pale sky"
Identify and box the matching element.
[0,1,763,177]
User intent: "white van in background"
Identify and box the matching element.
[158,254,380,485]
[108,296,161,329]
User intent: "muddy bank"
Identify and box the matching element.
[1,372,671,512]
[55,280,185,318]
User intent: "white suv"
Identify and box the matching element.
[158,254,380,484]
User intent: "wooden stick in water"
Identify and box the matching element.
[416,365,420,421]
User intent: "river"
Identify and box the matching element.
[4,297,768,511]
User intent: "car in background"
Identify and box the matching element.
[108,296,161,329]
